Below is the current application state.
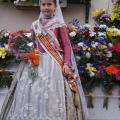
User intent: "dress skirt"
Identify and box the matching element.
[4,52,83,120]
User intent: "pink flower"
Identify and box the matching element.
[96,51,101,56]
[8,29,34,49]
[99,65,106,71]
[116,70,120,81]
[67,25,73,31]
[73,45,80,52]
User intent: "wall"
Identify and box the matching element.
[1,0,120,120]
[0,0,112,31]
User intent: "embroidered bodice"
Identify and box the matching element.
[34,18,71,66]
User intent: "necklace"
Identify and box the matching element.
[43,14,54,20]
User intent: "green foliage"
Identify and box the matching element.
[0,71,14,88]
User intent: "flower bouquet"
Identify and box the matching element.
[0,29,17,69]
[8,29,40,80]
[92,8,111,27]
[67,18,118,109]
[100,1,120,109]
[110,0,120,29]
[14,0,39,6]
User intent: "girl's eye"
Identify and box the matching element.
[42,3,45,6]
[47,3,52,6]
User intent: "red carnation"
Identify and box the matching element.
[83,31,90,37]
[110,43,120,53]
[94,27,99,33]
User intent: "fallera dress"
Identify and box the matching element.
[0,17,87,120]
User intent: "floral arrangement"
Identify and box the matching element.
[13,0,87,6]
[8,29,40,66]
[0,29,19,88]
[0,29,18,69]
[8,29,40,81]
[67,0,120,109]
[14,0,39,6]
[68,17,120,109]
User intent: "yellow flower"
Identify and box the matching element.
[92,8,103,16]
[83,46,87,50]
[110,13,119,21]
[88,47,91,51]
[0,47,7,59]
[86,66,97,72]
[101,45,107,49]
[82,46,90,51]
[107,28,118,37]
[112,3,120,15]
[72,25,77,31]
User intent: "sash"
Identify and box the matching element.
[38,33,64,68]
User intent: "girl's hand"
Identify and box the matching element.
[19,53,31,60]
[62,64,71,76]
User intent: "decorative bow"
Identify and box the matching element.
[29,50,40,66]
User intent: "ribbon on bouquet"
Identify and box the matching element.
[29,50,40,66]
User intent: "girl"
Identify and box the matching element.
[0,0,88,119]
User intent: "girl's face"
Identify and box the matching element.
[40,0,57,18]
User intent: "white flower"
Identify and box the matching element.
[0,51,2,57]
[86,52,91,59]
[86,63,92,66]
[95,42,98,46]
[98,32,106,37]
[108,43,113,47]
[83,24,91,28]
[90,31,96,37]
[91,44,96,48]
[99,24,107,29]
[91,42,98,48]
[69,31,76,37]
[115,28,120,36]
[4,44,9,51]
[89,72,95,77]
[76,56,81,60]
[27,42,33,47]
[14,0,19,4]
[24,33,32,38]
[106,51,112,58]
[4,33,9,37]
[78,42,83,47]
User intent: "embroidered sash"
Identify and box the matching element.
[38,33,64,68]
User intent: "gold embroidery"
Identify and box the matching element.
[38,33,63,67]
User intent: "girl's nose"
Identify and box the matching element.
[44,5,49,9]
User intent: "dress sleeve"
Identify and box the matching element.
[59,25,72,66]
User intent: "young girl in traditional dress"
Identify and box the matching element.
[0,0,88,119]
